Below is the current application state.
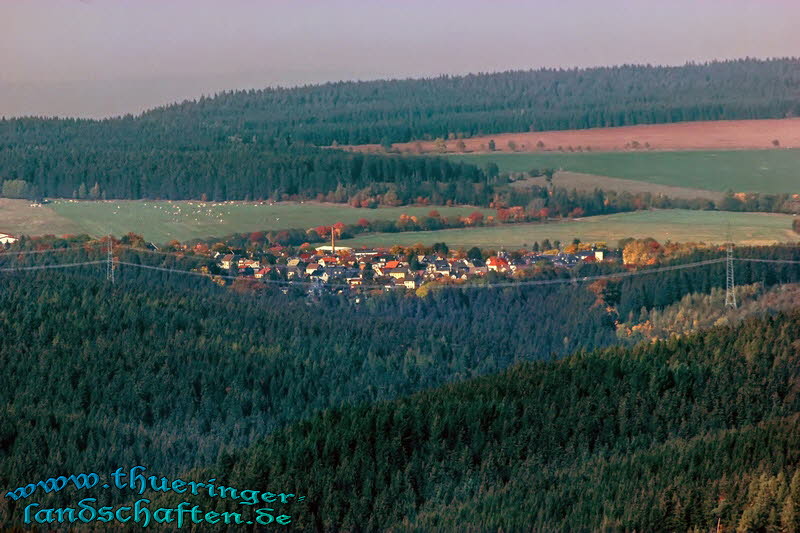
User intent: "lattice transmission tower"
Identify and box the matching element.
[724,242,736,308]
[106,235,115,284]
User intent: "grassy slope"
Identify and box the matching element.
[513,171,726,201]
[31,201,489,243]
[449,149,800,194]
[6,200,796,248]
[0,199,82,236]
[340,209,798,248]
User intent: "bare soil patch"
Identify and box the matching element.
[346,118,800,154]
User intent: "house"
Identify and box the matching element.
[373,261,404,277]
[319,256,340,267]
[307,267,325,280]
[510,257,527,271]
[0,233,17,245]
[551,253,580,267]
[254,267,271,279]
[426,260,452,277]
[388,267,411,280]
[287,258,302,268]
[320,266,354,283]
[370,254,396,267]
[346,276,364,287]
[315,245,353,254]
[469,266,489,276]
[394,273,419,289]
[451,259,472,277]
[354,248,379,259]
[238,259,261,271]
[284,258,306,279]
[219,254,237,270]
[486,257,510,272]
[383,280,402,290]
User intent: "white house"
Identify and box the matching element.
[0,233,17,245]
[314,245,353,254]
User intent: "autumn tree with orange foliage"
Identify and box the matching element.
[466,211,484,225]
[588,279,622,310]
[622,238,663,266]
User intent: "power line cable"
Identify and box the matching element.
[436,258,727,290]
[0,260,106,273]
[735,258,800,265]
[0,245,98,257]
[115,261,318,287]
[4,252,800,292]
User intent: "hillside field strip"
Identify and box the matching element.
[1,200,493,243]
[348,118,800,153]
[510,171,726,201]
[0,199,81,236]
[339,209,799,249]
[2,201,797,248]
[448,149,800,194]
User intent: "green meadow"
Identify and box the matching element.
[449,149,800,194]
[340,209,799,249]
[5,200,797,248]
[43,200,491,243]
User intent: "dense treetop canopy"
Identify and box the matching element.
[192,310,800,531]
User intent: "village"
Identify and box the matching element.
[0,227,623,293]
[209,231,619,293]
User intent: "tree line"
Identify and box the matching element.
[0,147,490,203]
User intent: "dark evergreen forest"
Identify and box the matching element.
[0,269,606,485]
[0,147,492,203]
[2,243,800,528]
[187,312,800,531]
[1,58,797,202]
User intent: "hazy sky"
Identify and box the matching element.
[2,0,799,118]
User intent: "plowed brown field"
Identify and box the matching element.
[346,118,800,154]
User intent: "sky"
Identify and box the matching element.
[2,0,799,118]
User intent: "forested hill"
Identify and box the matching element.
[2,246,800,528]
[0,269,613,513]
[0,58,797,201]
[187,311,800,532]
[5,58,799,148]
[142,57,800,145]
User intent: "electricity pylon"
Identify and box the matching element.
[106,235,115,284]
[724,239,736,309]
